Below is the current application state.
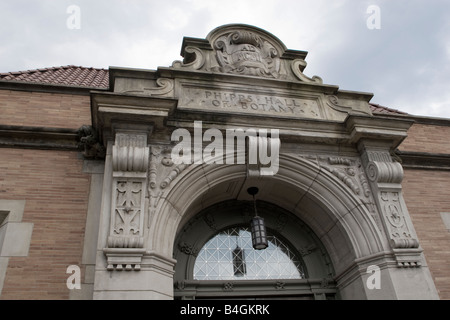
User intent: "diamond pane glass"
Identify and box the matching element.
[193,227,305,280]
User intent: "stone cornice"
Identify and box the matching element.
[346,114,414,149]
[0,124,79,151]
[396,150,450,171]
[373,111,450,126]
[90,90,178,144]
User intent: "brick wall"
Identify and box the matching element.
[399,122,450,154]
[1,87,449,300]
[402,169,450,300]
[0,89,91,129]
[0,88,92,299]
[399,120,450,299]
[0,148,90,299]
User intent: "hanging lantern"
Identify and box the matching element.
[250,215,268,250]
[247,187,268,250]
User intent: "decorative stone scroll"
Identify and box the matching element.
[120,78,174,97]
[105,132,149,271]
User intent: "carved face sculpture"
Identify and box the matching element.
[214,31,280,78]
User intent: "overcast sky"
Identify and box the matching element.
[1,0,449,118]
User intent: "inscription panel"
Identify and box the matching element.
[178,84,325,120]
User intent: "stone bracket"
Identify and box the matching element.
[103,129,151,271]
[360,145,422,267]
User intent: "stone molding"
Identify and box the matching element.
[0,124,79,151]
[174,279,336,300]
[395,150,450,171]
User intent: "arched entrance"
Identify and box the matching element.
[91,24,439,300]
[147,154,389,299]
[173,200,336,299]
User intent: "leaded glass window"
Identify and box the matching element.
[193,227,306,280]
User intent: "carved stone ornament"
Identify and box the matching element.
[120,78,174,97]
[76,125,106,159]
[109,180,145,248]
[178,241,198,257]
[360,147,422,267]
[298,244,317,257]
[105,131,150,271]
[309,155,382,231]
[171,24,324,83]
[367,159,419,248]
[214,30,281,78]
[275,281,285,290]
[223,282,234,291]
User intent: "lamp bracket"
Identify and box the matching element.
[247,187,259,196]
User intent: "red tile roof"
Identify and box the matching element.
[369,103,408,115]
[0,65,406,115]
[0,65,109,88]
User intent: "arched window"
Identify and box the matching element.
[173,200,337,299]
[194,226,305,280]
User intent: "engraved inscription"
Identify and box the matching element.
[181,87,322,119]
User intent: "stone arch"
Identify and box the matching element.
[147,153,389,282]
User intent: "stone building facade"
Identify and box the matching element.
[0,24,448,300]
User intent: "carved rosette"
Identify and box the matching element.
[105,132,149,271]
